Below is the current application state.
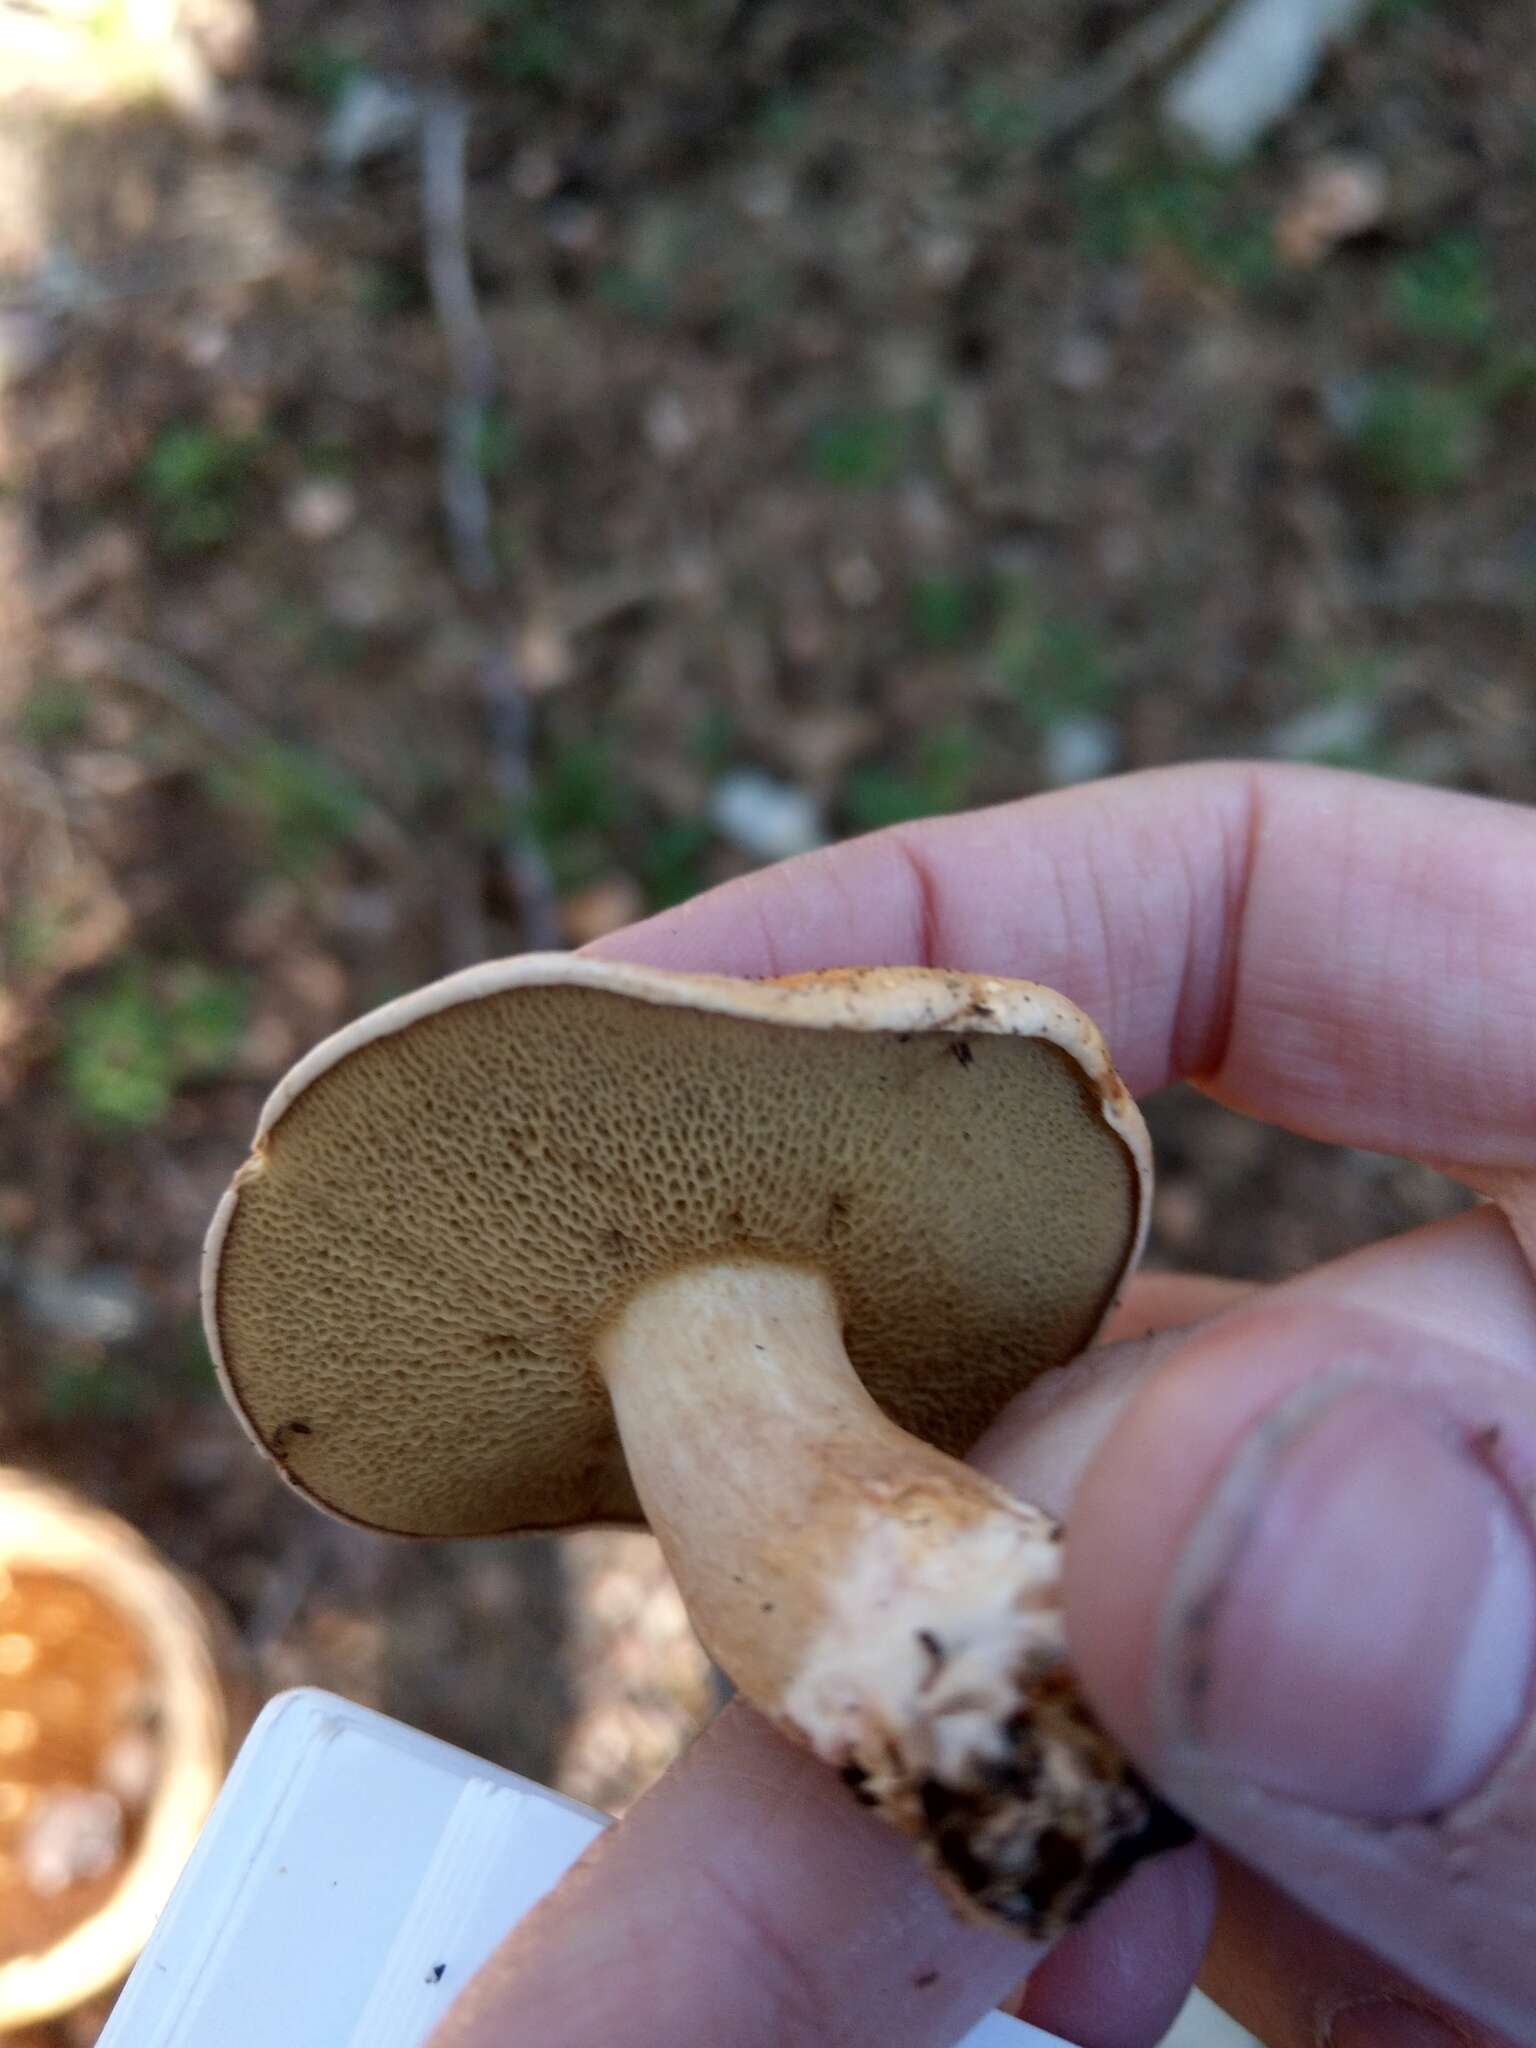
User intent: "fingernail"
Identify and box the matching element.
[1169,1385,1536,1818]
[1325,1995,1468,2048]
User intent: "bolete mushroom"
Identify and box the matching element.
[0,1469,230,2030]
[204,957,1188,1933]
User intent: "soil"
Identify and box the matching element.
[1,1,1531,2034]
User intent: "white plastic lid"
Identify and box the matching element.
[99,1688,1250,2048]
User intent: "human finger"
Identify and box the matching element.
[996,1274,1249,2041]
[588,762,1536,1180]
[1100,1274,1256,1345]
[1061,1204,1536,2041]
[429,1699,1212,2048]
[1196,1853,1519,2048]
[429,1266,1241,2048]
[433,1214,1516,2048]
[437,1196,1536,2043]
[858,1225,1535,2045]
[979,1275,1259,1520]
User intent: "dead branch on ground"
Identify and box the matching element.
[1033,0,1233,149]
[68,629,411,865]
[421,92,561,955]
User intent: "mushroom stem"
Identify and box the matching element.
[596,1259,1188,1936]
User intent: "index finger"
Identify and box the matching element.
[432,1699,1213,2048]
[432,1269,1232,2048]
[589,762,1536,1178]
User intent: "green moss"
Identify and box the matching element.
[1297,646,1400,703]
[281,37,367,105]
[494,736,639,892]
[162,963,250,1078]
[641,816,714,909]
[754,92,811,149]
[1073,154,1273,290]
[4,899,69,976]
[843,722,978,831]
[18,677,91,747]
[59,959,249,1132]
[140,422,260,552]
[1388,234,1495,345]
[41,1349,147,1423]
[532,737,630,843]
[479,0,575,90]
[909,572,982,650]
[207,741,368,875]
[992,586,1119,724]
[471,400,522,482]
[962,82,1042,153]
[807,407,911,488]
[1351,375,1485,494]
[687,704,738,773]
[349,259,429,318]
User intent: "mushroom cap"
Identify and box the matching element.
[0,1470,229,2029]
[204,957,1150,1538]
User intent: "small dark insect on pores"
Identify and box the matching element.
[270,1419,314,1460]
[916,1628,946,1688]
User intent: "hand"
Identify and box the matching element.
[433,762,1536,2048]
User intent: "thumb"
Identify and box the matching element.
[1061,1205,1536,2043]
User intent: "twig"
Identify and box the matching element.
[1031,0,1234,150]
[84,631,270,754]
[555,562,697,639]
[479,648,563,942]
[421,95,497,596]
[1162,0,1370,159]
[0,746,77,875]
[75,630,411,863]
[421,93,561,953]
[0,242,283,316]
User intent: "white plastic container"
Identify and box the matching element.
[99,1688,1251,2048]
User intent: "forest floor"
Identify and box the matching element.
[2,2,1532,2032]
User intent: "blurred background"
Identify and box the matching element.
[0,0,1530,2035]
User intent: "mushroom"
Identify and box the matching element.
[204,957,1188,1933]
[0,1469,231,2029]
